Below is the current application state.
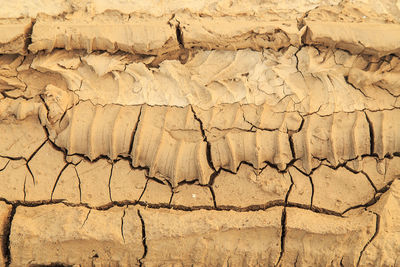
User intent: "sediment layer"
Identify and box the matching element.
[1,0,400,266]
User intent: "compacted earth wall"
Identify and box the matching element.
[0,0,400,266]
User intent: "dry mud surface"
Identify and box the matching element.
[1,0,400,266]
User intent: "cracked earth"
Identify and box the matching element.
[0,0,400,266]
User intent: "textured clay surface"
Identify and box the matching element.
[0,0,400,266]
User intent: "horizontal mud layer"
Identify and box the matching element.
[2,203,377,266]
[26,18,400,57]
[0,177,398,266]
[2,46,400,111]
[2,96,400,185]
[1,1,400,266]
[1,0,400,56]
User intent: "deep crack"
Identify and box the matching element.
[357,212,380,266]
[74,167,82,203]
[176,22,184,48]
[121,208,126,243]
[128,106,142,155]
[137,210,148,266]
[3,205,16,267]
[190,106,216,172]
[81,209,91,228]
[108,162,114,202]
[364,112,375,155]
[51,163,69,201]
[275,172,294,266]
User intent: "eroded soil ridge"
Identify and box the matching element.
[0,0,400,266]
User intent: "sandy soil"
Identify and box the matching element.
[0,0,399,266]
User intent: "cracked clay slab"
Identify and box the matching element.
[0,0,400,266]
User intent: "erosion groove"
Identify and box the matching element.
[0,0,400,266]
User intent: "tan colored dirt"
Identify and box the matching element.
[0,0,400,266]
